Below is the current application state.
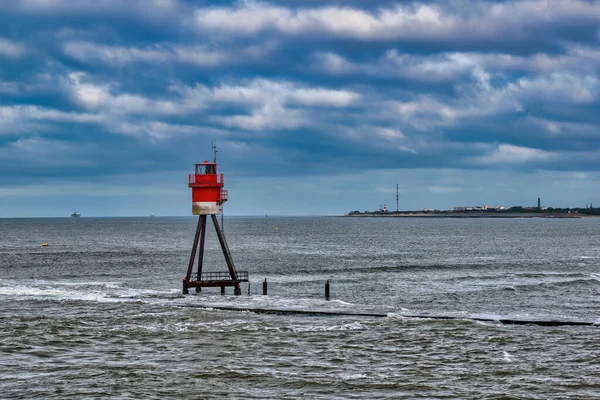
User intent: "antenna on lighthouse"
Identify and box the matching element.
[212,140,219,163]
[211,140,225,235]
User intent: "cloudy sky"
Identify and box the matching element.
[1,0,599,216]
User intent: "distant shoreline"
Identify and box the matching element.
[344,212,592,218]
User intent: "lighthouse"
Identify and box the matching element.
[182,146,247,295]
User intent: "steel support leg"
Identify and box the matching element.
[195,216,207,292]
[211,214,241,295]
[183,215,204,294]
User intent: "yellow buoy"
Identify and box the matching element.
[42,243,49,247]
[274,227,278,231]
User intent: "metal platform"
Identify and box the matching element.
[187,271,249,288]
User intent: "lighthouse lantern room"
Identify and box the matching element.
[182,146,247,295]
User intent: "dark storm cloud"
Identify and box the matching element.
[0,0,600,215]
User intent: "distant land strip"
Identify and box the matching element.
[345,212,586,218]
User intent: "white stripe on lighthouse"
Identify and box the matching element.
[192,202,221,215]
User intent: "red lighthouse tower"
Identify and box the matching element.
[182,146,247,295]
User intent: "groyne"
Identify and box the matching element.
[176,304,598,327]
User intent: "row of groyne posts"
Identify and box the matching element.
[255,278,330,299]
[187,277,332,299]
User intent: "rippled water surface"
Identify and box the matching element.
[1,216,599,399]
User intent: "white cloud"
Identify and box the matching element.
[0,81,20,93]
[4,0,183,18]
[63,42,230,67]
[0,73,357,141]
[12,136,70,153]
[527,116,600,137]
[320,124,417,154]
[375,127,404,140]
[473,144,553,165]
[110,121,230,141]
[512,73,598,104]
[313,44,600,91]
[212,103,305,131]
[0,136,92,167]
[170,79,360,131]
[175,79,359,108]
[0,38,23,58]
[0,105,102,135]
[67,72,110,108]
[194,1,600,41]
[56,74,361,135]
[455,47,600,75]
[194,2,454,39]
[365,66,597,131]
[66,72,187,116]
[393,98,463,121]
[314,50,472,82]
[289,88,358,107]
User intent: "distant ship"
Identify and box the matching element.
[71,211,81,218]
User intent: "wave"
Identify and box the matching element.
[0,278,177,305]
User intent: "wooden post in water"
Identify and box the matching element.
[325,280,330,299]
[263,278,268,295]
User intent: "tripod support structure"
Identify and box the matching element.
[182,215,247,295]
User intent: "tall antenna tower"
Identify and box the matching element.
[396,183,399,212]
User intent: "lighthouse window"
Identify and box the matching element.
[196,164,216,174]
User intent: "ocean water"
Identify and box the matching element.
[0,216,598,399]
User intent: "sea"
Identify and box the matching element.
[0,216,598,399]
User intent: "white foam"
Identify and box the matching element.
[339,373,368,380]
[470,313,505,320]
[289,321,367,332]
[0,285,124,303]
[386,312,408,319]
[179,293,361,311]
[0,278,176,305]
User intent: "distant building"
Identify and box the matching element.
[484,205,505,211]
[453,205,505,212]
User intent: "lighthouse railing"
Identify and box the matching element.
[218,189,228,204]
[188,173,224,185]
